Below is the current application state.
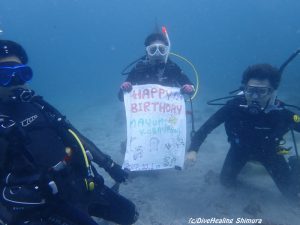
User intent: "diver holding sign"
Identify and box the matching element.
[119,26,198,171]
[118,26,195,99]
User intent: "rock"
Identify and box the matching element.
[204,170,219,185]
[243,200,262,216]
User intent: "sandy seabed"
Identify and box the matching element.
[69,101,300,225]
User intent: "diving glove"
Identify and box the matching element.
[104,158,128,183]
[181,84,195,95]
[186,150,197,162]
[120,82,132,92]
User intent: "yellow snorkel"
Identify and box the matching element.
[170,52,200,100]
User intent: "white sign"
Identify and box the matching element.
[123,84,186,171]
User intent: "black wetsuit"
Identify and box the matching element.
[118,59,193,101]
[189,96,300,198]
[0,92,137,225]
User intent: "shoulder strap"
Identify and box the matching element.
[30,96,95,189]
[31,96,67,125]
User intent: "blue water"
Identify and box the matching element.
[1,1,300,224]
[1,0,300,113]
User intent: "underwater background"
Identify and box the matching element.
[1,1,300,224]
[1,0,300,112]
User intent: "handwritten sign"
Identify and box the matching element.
[123,84,186,171]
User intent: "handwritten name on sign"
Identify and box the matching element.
[123,84,186,171]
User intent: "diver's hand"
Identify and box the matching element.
[185,151,197,168]
[186,150,197,161]
[121,82,132,92]
[106,162,128,183]
[181,84,195,95]
[38,173,59,198]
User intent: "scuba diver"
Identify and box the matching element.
[186,61,300,200]
[0,40,138,225]
[118,27,195,100]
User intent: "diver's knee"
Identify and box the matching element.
[126,204,139,225]
[130,210,139,225]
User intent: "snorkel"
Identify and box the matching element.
[162,26,171,63]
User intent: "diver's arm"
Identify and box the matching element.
[0,115,16,181]
[118,89,125,102]
[282,109,300,133]
[33,97,114,165]
[267,110,300,144]
[0,138,7,184]
[124,69,136,83]
[177,71,194,86]
[80,136,128,183]
[124,60,148,84]
[188,106,228,152]
[169,62,193,86]
[65,123,112,165]
[118,66,139,102]
[66,125,128,183]
[80,135,111,164]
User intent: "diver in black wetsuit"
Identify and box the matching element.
[118,31,195,101]
[186,64,300,199]
[0,40,138,225]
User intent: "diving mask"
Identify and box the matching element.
[146,43,169,57]
[244,86,272,98]
[0,65,33,86]
[244,86,274,114]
